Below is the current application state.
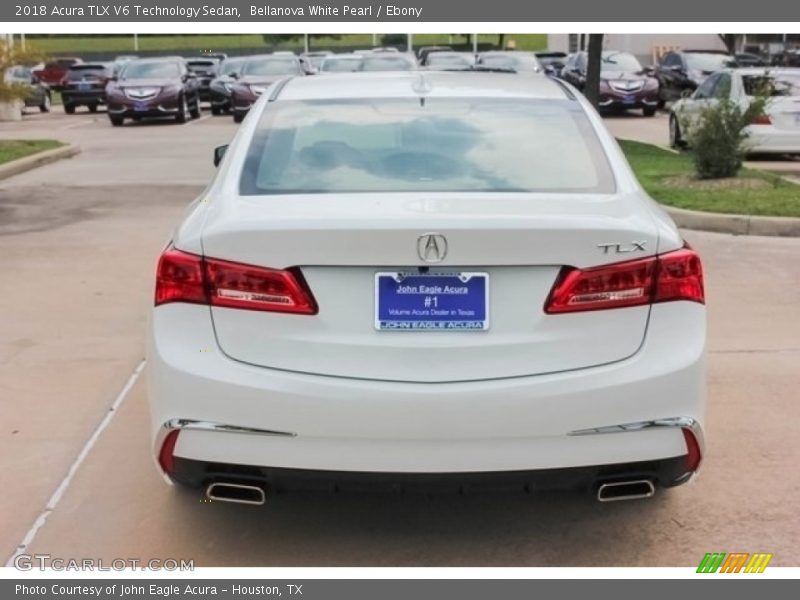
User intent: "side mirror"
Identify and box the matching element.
[213,144,228,167]
[670,65,684,73]
[681,88,693,99]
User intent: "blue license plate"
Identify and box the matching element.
[623,94,636,104]
[375,272,489,331]
[77,81,91,91]
[134,102,148,112]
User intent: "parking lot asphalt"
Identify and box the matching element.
[2,106,799,567]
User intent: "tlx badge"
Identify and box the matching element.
[597,241,647,254]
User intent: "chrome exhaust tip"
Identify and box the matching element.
[206,482,266,506]
[596,479,655,502]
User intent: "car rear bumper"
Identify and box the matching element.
[746,125,800,153]
[61,90,105,105]
[148,302,706,477]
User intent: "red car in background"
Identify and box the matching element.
[32,57,83,91]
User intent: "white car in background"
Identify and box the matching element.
[149,72,706,505]
[670,67,800,154]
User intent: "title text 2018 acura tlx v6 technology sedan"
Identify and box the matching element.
[149,72,706,505]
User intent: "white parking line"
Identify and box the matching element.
[183,114,213,127]
[4,359,146,568]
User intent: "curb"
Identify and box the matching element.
[664,205,800,237]
[0,143,81,181]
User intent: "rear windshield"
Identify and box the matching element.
[685,53,733,71]
[321,58,363,72]
[220,59,246,76]
[361,56,416,72]
[742,74,800,97]
[242,58,302,76]
[121,61,180,79]
[67,66,107,79]
[478,54,537,71]
[240,98,615,195]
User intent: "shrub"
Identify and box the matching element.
[680,95,767,179]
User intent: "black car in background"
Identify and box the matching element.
[61,63,114,113]
[105,57,201,126]
[230,55,310,123]
[208,56,248,115]
[535,51,568,76]
[654,50,736,105]
[5,65,51,113]
[186,57,220,103]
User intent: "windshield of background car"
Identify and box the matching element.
[242,58,302,76]
[187,61,217,72]
[601,53,643,72]
[220,59,245,76]
[685,53,732,71]
[742,74,800,97]
[239,98,615,195]
[321,58,363,72]
[121,61,180,79]
[67,66,108,80]
[361,57,416,72]
[427,54,474,68]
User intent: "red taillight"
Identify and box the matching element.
[158,429,180,476]
[545,246,704,314]
[154,246,317,314]
[751,114,772,125]
[204,258,317,314]
[155,247,206,306]
[682,427,702,472]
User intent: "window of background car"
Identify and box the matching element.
[120,61,181,79]
[361,56,416,72]
[742,74,800,97]
[712,73,732,98]
[321,58,363,72]
[242,58,303,76]
[67,65,108,80]
[600,52,643,72]
[239,98,615,195]
[693,73,720,99]
[220,59,246,76]
[685,53,732,71]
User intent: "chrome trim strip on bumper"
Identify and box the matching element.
[569,416,705,461]
[162,418,296,438]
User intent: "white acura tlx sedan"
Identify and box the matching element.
[148,71,706,505]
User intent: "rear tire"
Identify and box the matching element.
[88,103,98,113]
[643,106,656,117]
[64,103,76,114]
[233,110,244,124]
[211,105,222,116]
[175,95,188,124]
[39,94,51,113]
[109,115,124,127]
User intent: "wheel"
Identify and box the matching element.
[233,110,244,124]
[88,104,98,113]
[189,95,201,119]
[211,105,222,116]
[643,106,657,117]
[109,115,124,127]
[669,114,685,148]
[39,94,51,113]
[64,103,76,114]
[175,95,188,124]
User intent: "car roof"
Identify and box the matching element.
[276,71,570,101]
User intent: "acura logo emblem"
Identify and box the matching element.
[417,233,447,263]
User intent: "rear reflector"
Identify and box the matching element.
[682,427,702,473]
[158,429,180,476]
[545,246,704,314]
[155,246,317,314]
